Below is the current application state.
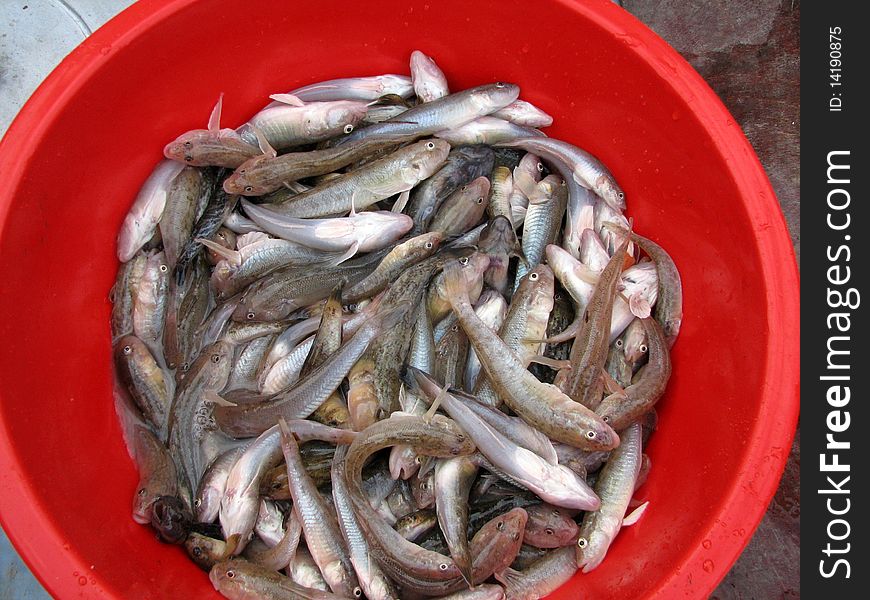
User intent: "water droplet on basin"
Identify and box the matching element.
[78,576,88,586]
[702,559,714,573]
[702,539,712,549]
[99,46,111,56]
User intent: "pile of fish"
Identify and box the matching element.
[111,50,681,600]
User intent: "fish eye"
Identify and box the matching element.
[123,345,133,355]
[272,482,282,490]
[180,362,190,372]
[421,482,429,491]
[238,169,246,174]
[138,488,146,496]
[184,155,194,162]
[615,339,623,348]
[244,186,253,193]
[425,242,433,249]
[545,528,554,536]
[193,498,202,508]
[456,434,465,443]
[451,324,459,332]
[459,257,469,266]
[344,124,355,134]
[414,456,422,464]
[192,546,202,557]
[353,587,362,598]
[602,415,610,423]
[461,185,468,191]
[183,141,193,149]
[495,82,506,88]
[226,570,235,578]
[577,537,588,549]
[247,312,256,320]
[496,521,505,531]
[476,197,484,204]
[513,532,521,540]
[159,264,168,273]
[537,162,544,172]
[640,344,648,353]
[617,192,625,200]
[586,430,596,439]
[211,354,221,363]
[529,272,539,281]
[439,563,449,571]
[426,142,435,150]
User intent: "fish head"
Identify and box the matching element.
[150,495,192,544]
[621,318,649,367]
[476,507,528,554]
[524,504,581,548]
[582,416,620,452]
[471,82,521,113]
[404,139,451,182]
[185,533,226,571]
[163,129,214,165]
[209,559,251,593]
[194,479,224,523]
[389,445,421,480]
[478,216,518,255]
[596,175,626,211]
[202,341,234,388]
[517,151,545,180]
[323,100,369,136]
[520,263,555,305]
[322,561,362,598]
[411,469,436,509]
[576,513,622,573]
[222,154,274,195]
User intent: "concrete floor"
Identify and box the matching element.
[0,0,799,598]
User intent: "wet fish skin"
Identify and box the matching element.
[342,232,445,304]
[159,166,214,270]
[132,251,171,360]
[514,175,568,289]
[114,336,170,437]
[130,424,178,525]
[495,546,578,600]
[413,371,599,510]
[210,557,348,599]
[596,317,672,431]
[575,423,643,572]
[560,239,629,410]
[164,127,260,169]
[411,50,449,102]
[339,83,520,147]
[240,99,369,151]
[522,504,580,549]
[111,254,148,342]
[436,116,546,146]
[279,421,360,597]
[429,176,491,237]
[289,74,413,102]
[332,444,400,600]
[257,139,450,219]
[195,445,246,524]
[497,137,624,212]
[118,160,185,262]
[407,145,496,234]
[215,304,407,437]
[492,100,553,128]
[434,456,478,585]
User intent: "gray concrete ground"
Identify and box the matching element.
[0,0,800,597]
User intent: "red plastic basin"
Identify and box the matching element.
[0,0,799,598]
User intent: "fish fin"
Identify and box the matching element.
[513,169,538,198]
[572,169,592,190]
[269,93,305,107]
[494,567,523,589]
[221,534,241,558]
[236,231,271,249]
[348,189,359,217]
[423,386,450,422]
[574,262,601,284]
[392,188,411,213]
[622,501,650,526]
[542,315,582,344]
[601,369,625,395]
[526,355,572,371]
[440,260,471,306]
[203,391,237,407]
[195,237,241,265]
[331,241,360,266]
[208,93,224,133]
[251,126,278,158]
[626,292,652,318]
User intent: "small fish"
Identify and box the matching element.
[435,116,546,146]
[429,176,491,236]
[130,425,178,525]
[492,100,553,128]
[118,160,185,262]
[411,50,450,102]
[114,336,170,436]
[288,74,414,102]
